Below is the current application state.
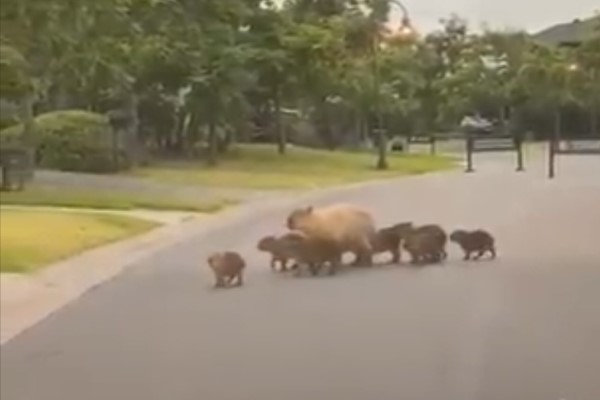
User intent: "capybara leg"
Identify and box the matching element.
[277,258,285,271]
[474,250,485,260]
[308,263,320,276]
[489,246,497,260]
[391,249,400,264]
[409,252,419,265]
[464,251,471,261]
[441,248,448,260]
[270,258,277,271]
[362,252,373,266]
[328,261,338,276]
[215,276,225,288]
[357,247,373,267]
[352,235,373,267]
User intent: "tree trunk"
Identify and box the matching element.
[591,105,598,138]
[553,107,561,142]
[207,111,218,166]
[20,94,35,146]
[500,105,508,135]
[124,93,141,166]
[274,84,286,155]
[20,94,36,178]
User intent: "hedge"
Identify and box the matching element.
[0,110,129,173]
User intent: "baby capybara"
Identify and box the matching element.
[207,251,246,288]
[450,229,496,261]
[278,231,343,276]
[371,222,413,263]
[403,224,448,265]
[257,235,294,272]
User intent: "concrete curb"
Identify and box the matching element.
[0,205,202,225]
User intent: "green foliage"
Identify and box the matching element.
[0,44,31,99]
[1,0,598,166]
[1,110,127,173]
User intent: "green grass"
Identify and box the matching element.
[132,144,457,190]
[0,209,158,273]
[0,188,234,213]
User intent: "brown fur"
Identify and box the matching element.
[207,251,246,288]
[403,224,448,265]
[278,231,343,276]
[257,235,293,272]
[371,222,413,263]
[450,229,496,260]
[286,203,376,266]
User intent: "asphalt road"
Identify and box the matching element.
[2,154,600,400]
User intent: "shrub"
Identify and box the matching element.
[0,110,129,173]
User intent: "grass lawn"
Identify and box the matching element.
[132,144,457,190]
[0,187,233,213]
[0,209,158,273]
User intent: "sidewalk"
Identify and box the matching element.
[0,204,201,225]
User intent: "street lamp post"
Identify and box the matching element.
[373,0,413,170]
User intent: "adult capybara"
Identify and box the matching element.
[371,222,413,264]
[286,203,376,266]
[403,224,447,265]
[450,229,496,260]
[207,251,246,288]
[257,235,294,272]
[278,230,343,276]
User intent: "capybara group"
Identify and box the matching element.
[450,229,496,260]
[206,202,499,290]
[286,204,376,266]
[207,251,246,288]
[403,224,448,265]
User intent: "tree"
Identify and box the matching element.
[247,1,296,154]
[574,35,600,137]
[515,46,577,140]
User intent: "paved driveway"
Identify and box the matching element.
[2,154,600,400]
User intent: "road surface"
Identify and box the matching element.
[2,153,600,400]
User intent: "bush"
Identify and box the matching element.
[0,110,129,173]
[0,116,18,131]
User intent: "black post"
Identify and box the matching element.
[515,134,524,172]
[548,136,555,179]
[430,136,436,155]
[549,108,561,179]
[465,135,474,173]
